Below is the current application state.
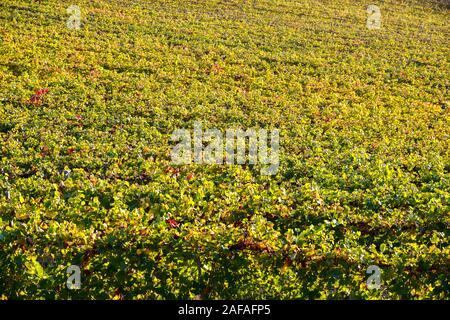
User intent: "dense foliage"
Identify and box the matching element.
[0,0,449,299]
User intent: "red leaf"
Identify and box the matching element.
[29,88,48,105]
[29,95,41,105]
[166,218,179,228]
[35,88,49,96]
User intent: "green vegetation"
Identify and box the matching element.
[0,0,449,299]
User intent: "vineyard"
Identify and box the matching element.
[0,0,449,299]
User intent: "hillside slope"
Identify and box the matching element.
[0,0,449,299]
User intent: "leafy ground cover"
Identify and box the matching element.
[0,0,449,299]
